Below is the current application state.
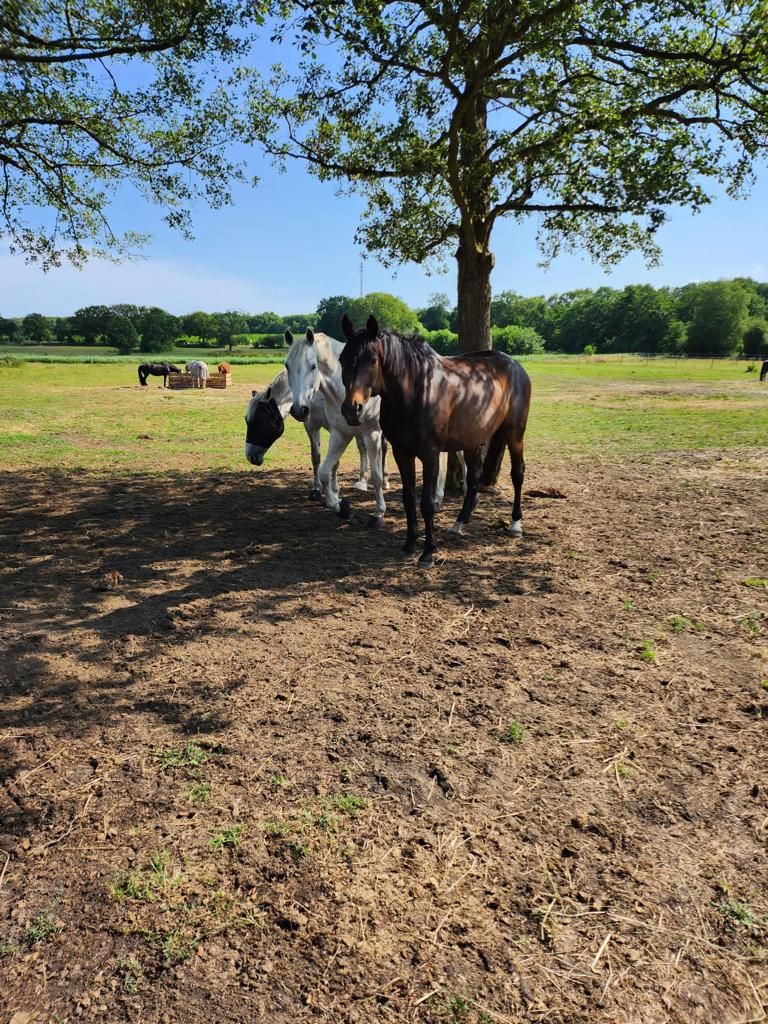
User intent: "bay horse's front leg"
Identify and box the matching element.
[418,452,441,568]
[393,448,418,554]
[363,431,387,530]
[319,430,352,518]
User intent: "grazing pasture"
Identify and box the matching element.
[0,357,766,1024]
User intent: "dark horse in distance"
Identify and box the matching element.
[760,360,768,382]
[138,362,182,387]
[339,315,531,568]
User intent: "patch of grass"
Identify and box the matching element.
[110,850,173,902]
[668,613,699,632]
[499,721,525,744]
[740,613,762,638]
[187,782,211,804]
[761,680,768,692]
[718,897,762,934]
[22,908,63,947]
[209,825,245,851]
[114,954,144,994]
[427,990,496,1023]
[638,639,658,663]
[270,774,289,790]
[156,741,208,773]
[743,577,768,590]
[328,794,368,815]
[623,598,635,611]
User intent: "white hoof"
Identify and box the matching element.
[448,521,465,536]
[507,519,523,538]
[351,479,368,492]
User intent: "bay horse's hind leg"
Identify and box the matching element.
[507,439,525,537]
[448,448,481,536]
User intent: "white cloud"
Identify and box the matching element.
[0,251,310,316]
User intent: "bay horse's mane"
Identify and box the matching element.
[375,330,439,378]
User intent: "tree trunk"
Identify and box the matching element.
[445,236,498,492]
[456,241,494,354]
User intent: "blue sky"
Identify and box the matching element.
[4,115,768,318]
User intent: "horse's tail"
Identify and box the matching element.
[138,366,147,386]
[761,360,768,382]
[478,428,506,487]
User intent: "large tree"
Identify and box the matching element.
[0,0,258,268]
[249,1,768,352]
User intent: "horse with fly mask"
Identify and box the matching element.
[245,368,372,496]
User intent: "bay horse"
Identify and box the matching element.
[284,329,392,526]
[218,361,231,375]
[339,315,531,568]
[245,368,372,496]
[138,362,181,387]
[760,360,768,382]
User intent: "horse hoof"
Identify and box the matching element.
[351,480,368,492]
[507,520,523,538]
[337,498,352,520]
[366,515,386,530]
[418,552,434,569]
[308,488,322,501]
[448,521,465,536]
[401,543,416,555]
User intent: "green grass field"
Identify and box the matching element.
[0,357,765,474]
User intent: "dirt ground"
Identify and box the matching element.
[1,451,766,1024]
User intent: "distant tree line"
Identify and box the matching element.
[2,278,768,357]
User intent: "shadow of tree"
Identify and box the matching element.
[0,467,553,839]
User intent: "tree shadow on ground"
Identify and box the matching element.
[0,467,555,837]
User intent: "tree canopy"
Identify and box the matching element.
[0,0,259,268]
[249,1,768,351]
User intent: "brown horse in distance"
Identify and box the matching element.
[339,315,531,568]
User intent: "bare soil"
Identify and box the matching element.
[1,452,767,1024]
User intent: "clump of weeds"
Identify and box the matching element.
[110,850,175,902]
[209,825,245,852]
[115,954,144,993]
[156,742,208,773]
[498,721,525,744]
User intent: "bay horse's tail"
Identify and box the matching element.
[138,365,147,386]
[478,428,506,487]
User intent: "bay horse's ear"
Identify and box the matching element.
[251,389,257,397]
[285,330,293,345]
[366,315,379,339]
[341,314,355,341]
[305,328,315,345]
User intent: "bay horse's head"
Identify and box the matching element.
[284,328,319,422]
[339,314,382,426]
[244,385,284,466]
